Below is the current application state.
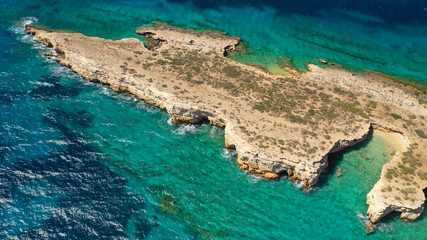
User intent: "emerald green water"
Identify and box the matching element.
[48,79,427,239]
[3,0,427,84]
[78,89,423,239]
[1,0,427,239]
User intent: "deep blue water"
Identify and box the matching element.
[1,1,427,239]
[173,0,427,25]
[0,26,154,239]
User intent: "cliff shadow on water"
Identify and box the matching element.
[316,132,381,189]
[377,187,427,225]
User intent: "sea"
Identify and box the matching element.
[0,0,426,239]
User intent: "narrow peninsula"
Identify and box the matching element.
[26,22,427,227]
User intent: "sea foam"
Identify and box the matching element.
[174,125,198,135]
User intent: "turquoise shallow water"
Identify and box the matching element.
[1,0,427,239]
[2,0,427,84]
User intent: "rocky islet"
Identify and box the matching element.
[26,22,427,226]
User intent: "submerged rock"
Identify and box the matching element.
[317,58,328,64]
[336,168,342,177]
[365,222,375,234]
[159,195,180,216]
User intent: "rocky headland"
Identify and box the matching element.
[25,22,427,226]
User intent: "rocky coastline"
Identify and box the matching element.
[25,23,426,226]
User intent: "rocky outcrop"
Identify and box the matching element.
[367,152,427,223]
[136,21,240,56]
[366,125,427,224]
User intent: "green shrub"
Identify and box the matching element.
[415,129,427,139]
[222,66,241,78]
[171,58,184,65]
[334,87,345,94]
[156,59,166,65]
[221,82,234,89]
[398,164,415,175]
[289,114,305,123]
[253,103,267,112]
[389,113,402,120]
